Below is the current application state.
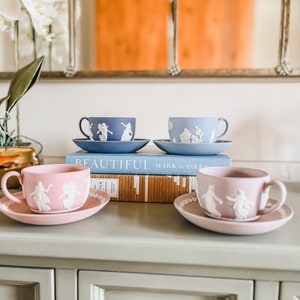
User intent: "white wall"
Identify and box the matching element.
[0,78,299,182]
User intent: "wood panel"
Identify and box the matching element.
[94,0,254,70]
[178,0,255,69]
[94,0,169,70]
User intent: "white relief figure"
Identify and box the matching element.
[60,182,81,210]
[89,122,94,141]
[201,185,223,217]
[120,122,133,141]
[29,181,52,212]
[209,128,216,143]
[97,122,113,141]
[84,178,91,201]
[190,126,204,143]
[180,128,192,143]
[226,189,253,220]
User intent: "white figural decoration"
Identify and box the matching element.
[97,123,113,141]
[120,122,133,141]
[202,185,253,220]
[179,126,216,143]
[30,181,52,212]
[226,189,253,220]
[60,182,81,210]
[96,122,133,141]
[29,179,90,212]
[201,185,223,217]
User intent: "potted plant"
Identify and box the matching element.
[0,56,44,187]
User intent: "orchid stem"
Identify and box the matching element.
[14,21,21,145]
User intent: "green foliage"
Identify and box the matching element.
[0,56,44,147]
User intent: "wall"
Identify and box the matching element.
[0,78,298,182]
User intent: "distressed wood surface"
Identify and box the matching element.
[94,0,169,71]
[178,0,254,69]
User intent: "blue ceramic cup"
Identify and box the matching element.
[168,117,229,143]
[79,117,136,141]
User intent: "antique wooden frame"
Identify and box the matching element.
[0,0,297,79]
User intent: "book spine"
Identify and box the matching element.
[90,174,197,203]
[66,153,231,176]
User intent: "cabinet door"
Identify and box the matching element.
[254,280,279,300]
[280,282,300,299]
[0,266,54,300]
[79,270,253,300]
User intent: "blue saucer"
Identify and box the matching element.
[153,139,232,155]
[73,138,150,153]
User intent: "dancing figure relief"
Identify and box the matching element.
[97,122,113,141]
[89,122,94,141]
[60,181,81,210]
[120,122,133,141]
[226,189,253,219]
[84,178,91,201]
[202,185,223,217]
[30,181,52,212]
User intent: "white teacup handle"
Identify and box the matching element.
[216,117,229,140]
[79,117,90,138]
[258,180,287,215]
[1,171,26,205]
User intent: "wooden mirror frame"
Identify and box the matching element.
[0,0,297,79]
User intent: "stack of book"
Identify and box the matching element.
[65,146,231,203]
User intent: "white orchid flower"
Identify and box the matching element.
[0,0,71,69]
[0,0,22,31]
[20,0,58,38]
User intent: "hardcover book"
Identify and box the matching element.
[65,147,231,176]
[90,173,196,203]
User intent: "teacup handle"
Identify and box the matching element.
[216,118,229,140]
[258,180,287,215]
[1,171,26,205]
[79,117,90,139]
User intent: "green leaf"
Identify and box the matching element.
[6,56,44,113]
[0,94,10,107]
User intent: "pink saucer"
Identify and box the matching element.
[0,189,110,225]
[174,193,293,235]
[203,211,260,222]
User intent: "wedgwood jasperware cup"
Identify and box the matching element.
[1,164,91,214]
[196,166,287,221]
[79,117,136,141]
[168,117,229,144]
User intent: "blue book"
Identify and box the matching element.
[65,148,231,176]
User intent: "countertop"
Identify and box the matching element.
[0,182,299,274]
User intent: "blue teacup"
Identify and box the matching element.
[79,117,136,141]
[168,117,229,144]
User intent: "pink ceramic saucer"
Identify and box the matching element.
[174,193,293,235]
[0,189,110,225]
[203,211,260,222]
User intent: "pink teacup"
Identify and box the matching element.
[196,166,287,221]
[1,164,90,214]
